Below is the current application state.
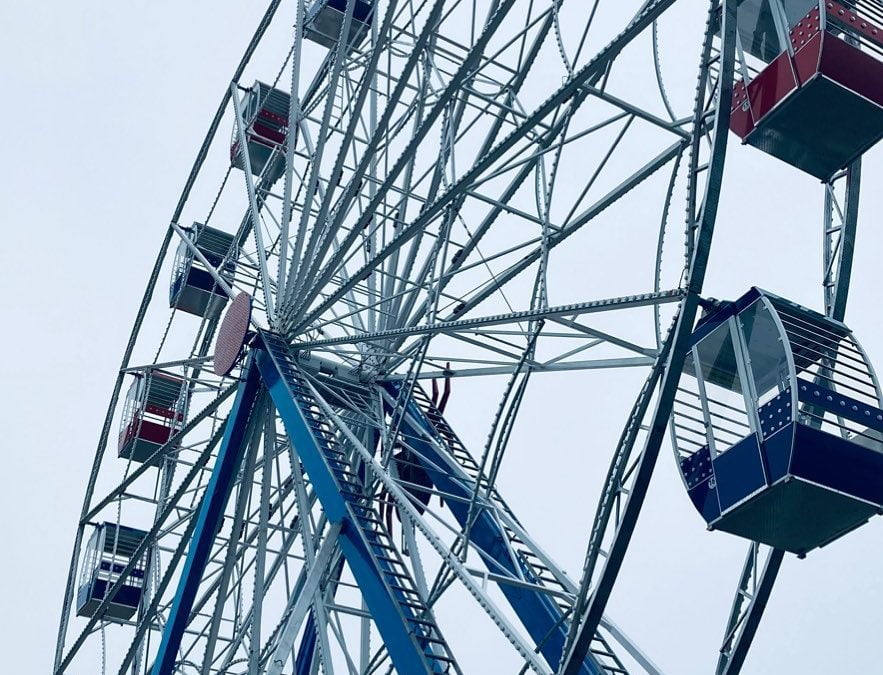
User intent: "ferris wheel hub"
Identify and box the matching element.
[214,292,253,377]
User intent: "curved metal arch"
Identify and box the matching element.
[560,0,739,670]
[51,5,286,670]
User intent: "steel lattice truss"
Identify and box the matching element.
[53,0,869,673]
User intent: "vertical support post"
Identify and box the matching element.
[199,411,262,675]
[151,357,262,675]
[287,427,336,675]
[249,405,277,673]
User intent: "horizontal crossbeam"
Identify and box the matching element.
[295,290,683,350]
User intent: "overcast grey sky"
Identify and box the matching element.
[2,2,883,673]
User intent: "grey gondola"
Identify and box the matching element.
[304,0,374,50]
[169,222,237,319]
[76,523,150,621]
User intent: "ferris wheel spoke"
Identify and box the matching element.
[276,0,308,300]
[382,357,654,381]
[232,83,279,324]
[281,0,452,319]
[298,290,683,352]
[263,525,342,674]
[287,0,538,328]
[284,0,409,308]
[200,483,314,671]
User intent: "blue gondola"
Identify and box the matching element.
[304,0,374,50]
[119,370,187,464]
[230,81,291,180]
[169,222,237,319]
[728,0,883,179]
[76,523,150,621]
[674,288,883,555]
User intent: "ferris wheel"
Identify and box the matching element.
[52,0,883,673]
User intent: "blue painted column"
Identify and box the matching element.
[387,384,600,674]
[255,335,449,673]
[152,357,262,675]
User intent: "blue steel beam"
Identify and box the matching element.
[256,332,452,674]
[387,382,603,675]
[152,357,263,675]
[295,614,318,675]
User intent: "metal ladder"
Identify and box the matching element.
[259,333,455,673]
[406,384,628,674]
